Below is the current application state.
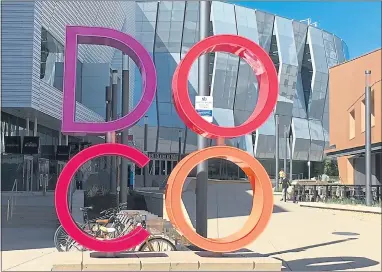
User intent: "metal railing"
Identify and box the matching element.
[7,179,18,221]
[291,184,382,206]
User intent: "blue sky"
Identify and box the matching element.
[232,1,381,59]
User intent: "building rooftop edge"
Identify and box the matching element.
[148,1,345,43]
[329,48,382,70]
[226,0,346,42]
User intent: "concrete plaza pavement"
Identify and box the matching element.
[1,194,381,271]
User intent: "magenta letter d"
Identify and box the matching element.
[62,26,156,134]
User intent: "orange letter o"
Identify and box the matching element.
[165,146,273,253]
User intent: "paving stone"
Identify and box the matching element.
[82,252,141,271]
[51,252,83,271]
[136,252,171,271]
[167,251,199,271]
[253,257,282,271]
[197,252,255,271]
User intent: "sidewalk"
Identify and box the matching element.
[1,227,56,271]
[1,195,381,271]
[299,201,382,214]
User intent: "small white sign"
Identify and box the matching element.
[195,96,213,123]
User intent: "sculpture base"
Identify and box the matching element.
[52,251,282,271]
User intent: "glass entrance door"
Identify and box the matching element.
[57,161,65,176]
[23,156,34,191]
[38,158,49,193]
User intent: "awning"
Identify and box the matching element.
[326,142,382,158]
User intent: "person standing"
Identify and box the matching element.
[279,169,286,188]
[280,175,291,202]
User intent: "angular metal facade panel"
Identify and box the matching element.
[154,2,186,153]
[274,16,299,110]
[211,1,238,112]
[308,119,325,161]
[292,73,308,119]
[321,31,340,148]
[110,5,136,119]
[130,1,346,163]
[307,27,329,121]
[3,0,135,129]
[2,1,36,107]
[40,0,128,64]
[255,10,274,54]
[234,5,259,155]
[292,21,308,68]
[291,117,310,161]
[34,0,135,122]
[39,81,104,122]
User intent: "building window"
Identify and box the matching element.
[161,160,166,175]
[269,35,280,74]
[167,161,172,175]
[361,99,365,132]
[148,161,154,175]
[154,160,160,175]
[172,161,178,169]
[361,90,375,133]
[135,166,142,176]
[349,109,355,139]
[40,27,82,103]
[40,28,64,83]
[301,43,313,111]
[371,90,375,127]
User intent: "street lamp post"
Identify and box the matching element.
[111,70,118,195]
[195,0,210,238]
[178,130,182,162]
[143,116,148,188]
[289,135,293,181]
[284,128,288,178]
[365,70,372,206]
[275,115,280,191]
[120,54,129,204]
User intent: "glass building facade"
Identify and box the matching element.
[2,1,348,187]
[129,1,348,179]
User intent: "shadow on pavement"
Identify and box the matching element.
[239,237,379,271]
[273,204,288,213]
[281,256,379,271]
[240,237,359,258]
[332,231,360,236]
[90,252,169,258]
[182,182,290,230]
[1,227,56,251]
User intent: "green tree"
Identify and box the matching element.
[323,158,339,176]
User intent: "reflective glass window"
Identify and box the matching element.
[167,161,172,175]
[155,160,160,175]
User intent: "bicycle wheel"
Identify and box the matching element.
[54,225,69,252]
[139,237,177,252]
[66,239,87,252]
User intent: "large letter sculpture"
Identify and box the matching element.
[62,26,156,134]
[56,27,278,253]
[55,26,156,252]
[167,35,278,252]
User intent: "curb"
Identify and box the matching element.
[299,203,382,214]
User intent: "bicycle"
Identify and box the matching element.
[116,213,177,252]
[65,208,126,252]
[65,212,176,252]
[54,203,127,252]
